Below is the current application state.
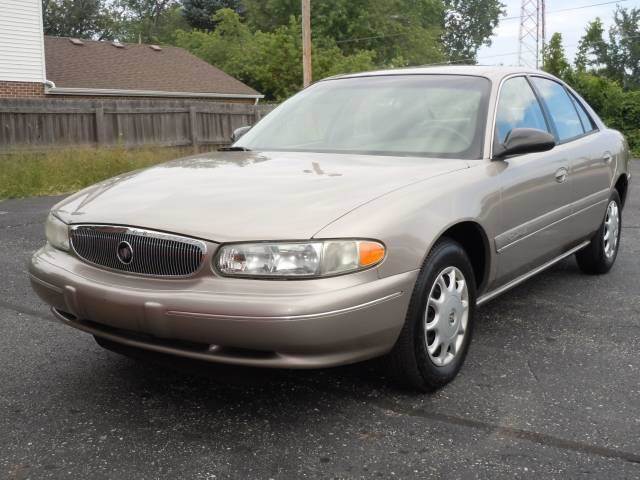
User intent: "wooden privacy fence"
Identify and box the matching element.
[0,98,275,151]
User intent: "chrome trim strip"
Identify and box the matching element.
[570,188,610,213]
[477,241,590,306]
[69,225,208,252]
[495,202,572,253]
[166,291,404,321]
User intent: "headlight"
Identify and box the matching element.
[45,213,70,252]
[216,240,385,278]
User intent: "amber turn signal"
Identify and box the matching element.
[358,241,386,267]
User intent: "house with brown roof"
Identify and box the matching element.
[0,0,262,103]
[43,37,263,103]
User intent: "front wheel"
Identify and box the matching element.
[387,238,476,391]
[576,191,621,275]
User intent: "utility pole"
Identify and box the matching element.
[302,0,312,87]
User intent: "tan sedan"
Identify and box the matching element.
[30,66,631,390]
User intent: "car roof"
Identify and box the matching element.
[325,65,550,82]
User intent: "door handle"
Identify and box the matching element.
[602,152,613,164]
[554,167,568,183]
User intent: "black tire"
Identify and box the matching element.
[576,191,621,275]
[387,238,477,392]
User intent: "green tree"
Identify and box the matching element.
[242,0,445,67]
[575,18,609,72]
[42,0,114,39]
[571,72,640,154]
[42,0,189,42]
[182,0,243,31]
[608,7,640,89]
[542,32,571,79]
[242,0,503,65]
[241,0,296,32]
[113,0,188,43]
[574,8,640,89]
[441,0,505,62]
[176,8,375,100]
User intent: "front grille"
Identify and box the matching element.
[70,225,206,277]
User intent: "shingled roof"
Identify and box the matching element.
[44,36,262,99]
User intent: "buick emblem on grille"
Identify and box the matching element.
[116,241,134,265]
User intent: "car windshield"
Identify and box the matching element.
[236,74,491,159]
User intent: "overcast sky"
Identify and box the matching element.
[476,0,640,67]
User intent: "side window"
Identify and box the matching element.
[531,77,584,141]
[570,92,597,133]
[495,76,549,144]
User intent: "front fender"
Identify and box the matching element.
[313,163,502,288]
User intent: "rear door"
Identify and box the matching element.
[493,76,575,285]
[529,76,612,241]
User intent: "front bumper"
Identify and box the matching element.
[29,244,417,368]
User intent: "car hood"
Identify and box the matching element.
[53,151,467,242]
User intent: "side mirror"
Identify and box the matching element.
[493,128,556,159]
[231,125,251,143]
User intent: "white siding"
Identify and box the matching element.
[0,0,46,82]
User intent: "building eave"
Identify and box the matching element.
[45,86,264,100]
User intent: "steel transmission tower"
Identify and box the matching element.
[518,0,546,69]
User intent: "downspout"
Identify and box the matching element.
[44,79,56,91]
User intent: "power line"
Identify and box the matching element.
[484,34,640,60]
[416,33,640,67]
[333,0,634,45]
[501,0,632,21]
[336,33,406,44]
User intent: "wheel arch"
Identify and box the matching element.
[614,173,629,209]
[434,220,491,294]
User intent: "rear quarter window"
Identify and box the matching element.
[569,92,597,133]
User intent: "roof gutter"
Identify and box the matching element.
[44,86,264,101]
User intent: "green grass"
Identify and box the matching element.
[0,147,197,199]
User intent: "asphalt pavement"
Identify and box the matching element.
[1,162,639,479]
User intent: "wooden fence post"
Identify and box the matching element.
[95,105,105,147]
[189,106,198,153]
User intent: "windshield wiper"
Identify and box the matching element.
[218,146,252,152]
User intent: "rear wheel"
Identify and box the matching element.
[576,191,621,275]
[387,238,476,391]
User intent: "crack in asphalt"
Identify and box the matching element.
[525,359,540,383]
[370,399,640,465]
